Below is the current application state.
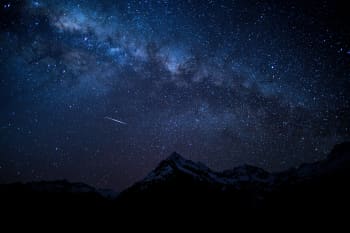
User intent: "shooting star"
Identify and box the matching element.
[104,116,127,125]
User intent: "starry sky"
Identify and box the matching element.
[1,0,349,190]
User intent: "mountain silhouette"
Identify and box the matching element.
[1,142,350,215]
[118,142,350,212]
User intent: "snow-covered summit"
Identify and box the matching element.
[143,152,273,185]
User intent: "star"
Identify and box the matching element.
[0,0,348,191]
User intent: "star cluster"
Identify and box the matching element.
[0,0,349,190]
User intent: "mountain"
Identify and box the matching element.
[0,180,114,213]
[0,180,97,193]
[118,142,350,212]
[1,142,350,214]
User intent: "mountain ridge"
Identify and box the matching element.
[1,142,350,213]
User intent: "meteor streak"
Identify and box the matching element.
[104,116,127,125]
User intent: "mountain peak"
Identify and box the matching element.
[141,152,213,183]
[327,142,350,161]
[166,152,186,162]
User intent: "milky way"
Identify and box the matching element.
[1,0,349,190]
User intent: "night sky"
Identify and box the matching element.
[1,0,349,191]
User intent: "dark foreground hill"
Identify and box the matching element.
[1,142,350,216]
